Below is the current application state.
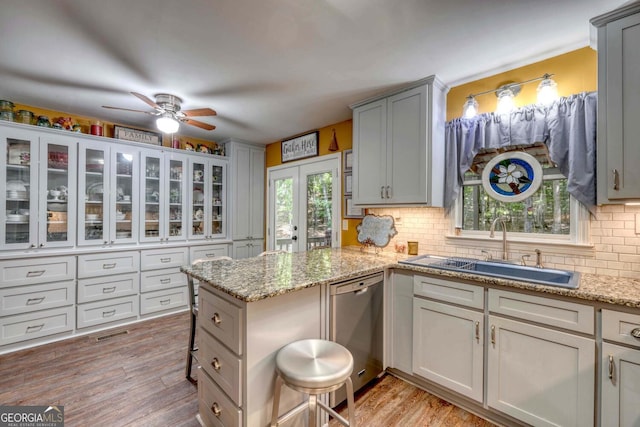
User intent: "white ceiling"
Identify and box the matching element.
[0,0,625,145]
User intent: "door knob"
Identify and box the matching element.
[292,236,298,241]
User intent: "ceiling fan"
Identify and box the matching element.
[102,92,216,133]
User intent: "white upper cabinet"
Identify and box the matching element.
[592,3,640,203]
[351,76,448,207]
[228,141,265,241]
[187,156,227,240]
[1,127,77,250]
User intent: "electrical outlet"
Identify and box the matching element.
[342,220,349,231]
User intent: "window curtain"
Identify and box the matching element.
[444,91,597,214]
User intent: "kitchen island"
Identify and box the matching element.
[182,248,640,427]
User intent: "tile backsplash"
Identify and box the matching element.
[368,204,640,280]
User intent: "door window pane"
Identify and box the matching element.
[306,172,332,250]
[275,177,293,252]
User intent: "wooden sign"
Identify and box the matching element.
[281,131,318,162]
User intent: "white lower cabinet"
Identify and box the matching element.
[232,239,263,259]
[1,306,74,345]
[601,309,640,427]
[189,243,231,261]
[76,295,138,329]
[487,315,595,427]
[388,271,413,374]
[139,247,189,315]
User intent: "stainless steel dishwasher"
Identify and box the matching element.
[329,272,384,407]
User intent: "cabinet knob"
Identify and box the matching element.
[211,402,221,417]
[211,357,221,371]
[631,327,640,340]
[212,313,222,325]
[39,243,45,248]
[30,244,36,248]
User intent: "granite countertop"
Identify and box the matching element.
[181,248,640,308]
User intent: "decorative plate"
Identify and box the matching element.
[356,214,397,248]
[481,152,542,203]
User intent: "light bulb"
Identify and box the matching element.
[537,76,559,106]
[462,96,478,119]
[496,88,515,114]
[156,115,179,133]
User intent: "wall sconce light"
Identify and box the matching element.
[462,73,558,119]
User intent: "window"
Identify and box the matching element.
[455,143,589,245]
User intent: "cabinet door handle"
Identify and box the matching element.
[26,297,45,305]
[102,263,116,269]
[212,312,222,325]
[160,257,171,263]
[490,325,496,346]
[613,169,620,191]
[608,354,615,381]
[160,278,171,284]
[26,323,45,333]
[102,286,116,294]
[380,186,385,199]
[475,321,480,343]
[631,328,640,340]
[160,299,171,305]
[211,402,221,417]
[26,270,45,278]
[211,357,221,371]
[102,309,116,318]
[386,186,391,199]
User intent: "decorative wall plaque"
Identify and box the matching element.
[356,214,397,247]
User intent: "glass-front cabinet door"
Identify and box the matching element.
[140,150,186,242]
[78,140,138,246]
[1,126,76,250]
[188,156,227,240]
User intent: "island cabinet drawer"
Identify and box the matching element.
[602,310,640,349]
[140,248,188,271]
[199,287,244,355]
[140,268,187,293]
[200,329,242,406]
[77,273,139,304]
[0,256,76,287]
[0,280,75,316]
[1,306,74,345]
[198,369,242,427]
[190,244,230,261]
[489,289,594,335]
[78,251,140,279]
[140,287,188,315]
[76,295,139,329]
[414,275,484,309]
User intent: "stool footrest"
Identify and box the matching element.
[317,400,349,427]
[274,401,308,426]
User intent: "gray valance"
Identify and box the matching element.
[444,91,597,214]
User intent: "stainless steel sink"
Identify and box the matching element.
[399,255,580,289]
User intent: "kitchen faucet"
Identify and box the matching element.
[489,216,509,260]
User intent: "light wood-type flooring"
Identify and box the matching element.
[1,311,495,427]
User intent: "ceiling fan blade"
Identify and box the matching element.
[102,105,156,115]
[184,118,216,131]
[182,108,217,117]
[131,92,162,110]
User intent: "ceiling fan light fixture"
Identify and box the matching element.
[156,114,179,133]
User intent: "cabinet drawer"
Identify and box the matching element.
[0,256,76,287]
[199,329,243,406]
[489,289,594,334]
[198,369,242,427]
[140,248,188,271]
[77,273,139,304]
[0,280,75,316]
[199,287,243,355]
[1,306,74,345]
[140,268,187,292]
[78,251,140,278]
[602,309,640,349]
[190,244,230,261]
[414,275,484,309]
[140,287,188,315]
[76,295,139,329]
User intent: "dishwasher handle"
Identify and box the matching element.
[331,273,383,296]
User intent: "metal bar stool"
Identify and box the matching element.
[186,256,231,384]
[270,339,356,427]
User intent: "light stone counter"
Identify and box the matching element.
[181,248,640,308]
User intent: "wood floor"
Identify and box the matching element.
[1,311,496,427]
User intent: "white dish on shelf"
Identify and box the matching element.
[86,214,100,221]
[7,181,28,192]
[6,214,27,222]
[116,231,130,238]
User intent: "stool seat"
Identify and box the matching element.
[276,339,353,390]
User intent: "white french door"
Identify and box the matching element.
[267,155,341,252]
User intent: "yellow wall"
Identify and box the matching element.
[10,102,218,150]
[265,120,361,247]
[446,47,597,121]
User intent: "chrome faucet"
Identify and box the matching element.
[535,249,544,268]
[489,216,509,260]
